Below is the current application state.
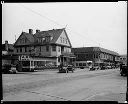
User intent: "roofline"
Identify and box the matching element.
[14,43,72,48]
[72,47,119,56]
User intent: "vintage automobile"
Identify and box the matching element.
[2,64,17,74]
[59,64,75,73]
[120,64,127,76]
[89,67,95,71]
[90,65,100,71]
[100,65,106,70]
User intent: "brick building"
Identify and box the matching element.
[72,47,120,68]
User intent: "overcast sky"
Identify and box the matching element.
[2,2,127,55]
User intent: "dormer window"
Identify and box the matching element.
[50,36,53,40]
[20,38,26,44]
[45,36,52,42]
[42,38,45,42]
[38,38,42,43]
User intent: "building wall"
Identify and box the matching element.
[73,48,120,67]
[56,30,71,47]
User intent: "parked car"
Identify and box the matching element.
[120,64,127,76]
[59,64,74,73]
[107,65,111,69]
[89,67,95,71]
[2,64,17,74]
[100,65,106,70]
[67,65,75,72]
[111,65,115,69]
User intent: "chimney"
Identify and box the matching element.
[5,40,8,51]
[29,29,33,34]
[36,29,40,33]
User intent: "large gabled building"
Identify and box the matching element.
[72,47,120,68]
[14,28,75,68]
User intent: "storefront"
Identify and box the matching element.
[18,55,58,71]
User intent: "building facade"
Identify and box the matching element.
[72,47,120,68]
[14,28,74,68]
[2,41,18,65]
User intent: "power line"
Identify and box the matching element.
[18,3,101,47]
[18,4,63,27]
[66,27,101,47]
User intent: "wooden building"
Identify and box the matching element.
[14,28,75,70]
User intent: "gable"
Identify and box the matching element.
[56,30,72,47]
[14,32,32,46]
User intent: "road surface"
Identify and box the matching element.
[2,68,127,102]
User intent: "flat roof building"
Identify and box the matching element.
[72,47,120,68]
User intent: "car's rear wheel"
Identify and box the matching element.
[120,72,123,76]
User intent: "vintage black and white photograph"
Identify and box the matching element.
[2,2,127,102]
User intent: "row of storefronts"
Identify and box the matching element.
[72,47,121,68]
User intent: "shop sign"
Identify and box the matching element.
[19,55,30,61]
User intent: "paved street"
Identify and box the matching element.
[2,68,127,102]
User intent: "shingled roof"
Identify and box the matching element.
[23,32,35,43]
[34,28,64,44]
[14,28,71,47]
[72,47,119,56]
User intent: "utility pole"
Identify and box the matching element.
[64,24,68,29]
[15,35,16,42]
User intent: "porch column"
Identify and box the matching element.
[44,61,46,66]
[30,61,31,71]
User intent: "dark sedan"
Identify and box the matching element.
[59,65,75,73]
[120,64,127,76]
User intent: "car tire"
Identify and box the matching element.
[13,72,16,74]
[120,73,123,76]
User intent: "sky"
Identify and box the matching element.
[2,2,127,55]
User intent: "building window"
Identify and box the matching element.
[63,38,65,43]
[25,38,27,43]
[42,38,45,43]
[65,39,67,44]
[16,48,18,53]
[45,36,50,42]
[46,46,49,52]
[58,47,60,52]
[96,54,98,58]
[25,47,27,52]
[93,54,95,58]
[40,46,41,52]
[60,37,62,43]
[20,48,22,52]
[52,45,56,51]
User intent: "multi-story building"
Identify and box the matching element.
[72,47,120,68]
[14,28,75,69]
[2,41,18,65]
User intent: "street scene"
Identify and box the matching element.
[2,2,127,103]
[2,68,127,102]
